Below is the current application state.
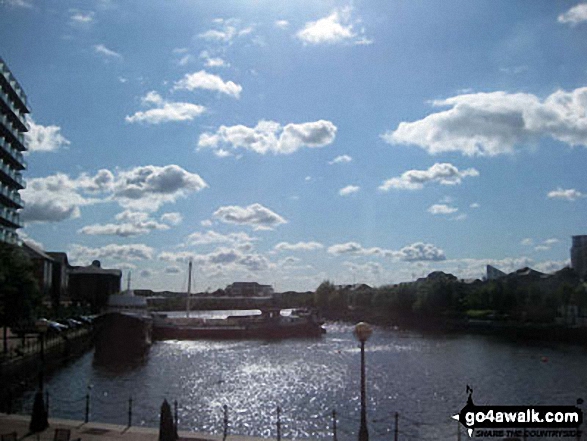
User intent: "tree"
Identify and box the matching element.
[0,243,41,334]
[314,280,335,310]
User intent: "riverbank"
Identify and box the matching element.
[322,308,587,345]
[0,327,95,413]
[0,414,279,441]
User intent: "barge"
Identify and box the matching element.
[152,308,325,340]
[94,275,152,359]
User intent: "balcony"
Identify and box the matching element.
[0,88,28,132]
[0,206,22,228]
[0,160,25,189]
[0,113,26,151]
[0,226,19,244]
[0,59,29,112]
[0,136,26,170]
[0,183,23,208]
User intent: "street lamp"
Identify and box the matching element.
[35,319,49,391]
[354,322,372,441]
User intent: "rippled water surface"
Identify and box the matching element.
[20,322,587,440]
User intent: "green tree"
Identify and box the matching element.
[0,243,42,349]
[314,280,335,310]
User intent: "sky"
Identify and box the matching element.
[1,0,586,292]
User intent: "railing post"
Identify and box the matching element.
[128,397,132,427]
[332,410,337,441]
[7,389,13,415]
[45,391,49,417]
[276,406,281,441]
[85,393,90,423]
[394,412,399,441]
[174,400,178,430]
[223,405,228,441]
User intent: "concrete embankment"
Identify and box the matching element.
[0,414,281,441]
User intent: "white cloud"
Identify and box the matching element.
[78,210,170,237]
[21,174,97,223]
[428,204,458,215]
[274,241,324,252]
[212,203,287,230]
[296,7,371,45]
[165,266,182,274]
[126,91,205,124]
[112,164,208,211]
[383,87,587,156]
[94,44,122,60]
[339,185,360,196]
[173,70,242,98]
[177,55,195,66]
[521,238,534,246]
[69,243,154,263]
[275,20,290,29]
[22,165,207,223]
[198,120,337,155]
[3,0,33,8]
[205,58,227,68]
[70,11,94,24]
[547,187,585,201]
[395,242,446,262]
[343,261,383,276]
[140,269,153,278]
[186,230,256,248]
[327,241,446,262]
[379,163,479,191]
[327,242,385,257]
[558,3,587,25]
[159,247,273,273]
[25,119,70,152]
[470,202,480,209]
[534,259,571,274]
[161,212,183,226]
[19,232,44,250]
[526,237,560,252]
[329,154,352,164]
[198,18,254,44]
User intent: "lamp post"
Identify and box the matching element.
[35,319,49,391]
[354,322,372,441]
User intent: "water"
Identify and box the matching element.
[17,321,587,440]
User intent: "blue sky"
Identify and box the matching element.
[2,0,586,292]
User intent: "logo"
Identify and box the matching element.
[452,385,583,438]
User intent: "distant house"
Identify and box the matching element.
[68,260,122,312]
[486,265,506,280]
[47,251,70,308]
[21,241,54,301]
[225,282,274,297]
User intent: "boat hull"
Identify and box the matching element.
[153,320,324,340]
[94,312,152,359]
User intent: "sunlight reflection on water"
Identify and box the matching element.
[19,323,587,440]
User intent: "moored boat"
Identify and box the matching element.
[152,308,325,340]
[94,273,153,360]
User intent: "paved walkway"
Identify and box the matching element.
[0,414,272,441]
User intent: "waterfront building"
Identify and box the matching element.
[21,241,54,300]
[68,260,122,312]
[225,282,274,297]
[47,252,71,308]
[0,57,29,245]
[571,235,587,280]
